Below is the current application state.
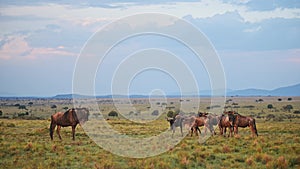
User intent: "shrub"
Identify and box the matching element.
[18,105,27,110]
[0,110,2,116]
[167,111,175,118]
[108,111,118,117]
[278,98,282,101]
[242,105,255,109]
[267,104,273,109]
[293,110,300,114]
[51,105,57,109]
[287,98,292,101]
[283,105,293,112]
[151,110,159,116]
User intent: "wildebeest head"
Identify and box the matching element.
[166,117,175,129]
[75,108,89,124]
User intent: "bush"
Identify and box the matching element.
[0,110,2,116]
[18,105,27,110]
[278,98,282,101]
[293,110,300,114]
[243,105,255,109]
[287,98,292,101]
[167,111,175,118]
[151,110,159,116]
[108,111,118,117]
[267,104,273,109]
[283,105,293,112]
[51,105,57,109]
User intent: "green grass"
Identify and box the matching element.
[0,97,300,168]
[1,118,299,168]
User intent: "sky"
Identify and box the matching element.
[0,0,299,97]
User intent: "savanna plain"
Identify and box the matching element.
[0,96,300,169]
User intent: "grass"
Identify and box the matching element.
[0,97,300,168]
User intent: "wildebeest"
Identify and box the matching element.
[204,114,221,135]
[218,111,235,137]
[190,113,220,136]
[233,113,258,137]
[50,108,89,140]
[167,115,184,137]
[190,116,207,136]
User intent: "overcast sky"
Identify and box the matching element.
[0,0,299,96]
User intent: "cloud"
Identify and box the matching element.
[0,35,76,60]
[184,12,300,51]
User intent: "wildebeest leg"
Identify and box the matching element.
[50,122,56,140]
[172,127,175,138]
[223,127,227,137]
[234,126,238,135]
[57,125,62,140]
[209,125,215,135]
[197,127,201,135]
[180,125,183,137]
[229,126,233,137]
[72,125,77,140]
[219,125,223,136]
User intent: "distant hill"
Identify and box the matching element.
[227,83,300,96]
[1,83,300,99]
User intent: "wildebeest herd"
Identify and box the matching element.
[49,108,257,141]
[167,111,258,138]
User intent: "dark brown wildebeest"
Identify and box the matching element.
[218,111,235,137]
[233,113,258,137]
[190,116,207,136]
[50,108,89,140]
[191,112,219,136]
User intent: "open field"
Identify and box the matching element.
[1,96,300,168]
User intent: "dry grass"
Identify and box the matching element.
[0,97,300,168]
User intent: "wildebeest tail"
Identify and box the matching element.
[253,118,258,136]
[50,115,54,140]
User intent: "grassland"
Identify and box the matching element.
[0,96,300,168]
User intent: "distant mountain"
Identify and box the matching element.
[270,83,300,96]
[1,83,300,99]
[227,83,300,96]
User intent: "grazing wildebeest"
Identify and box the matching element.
[204,114,221,135]
[190,112,218,136]
[234,113,258,137]
[190,116,206,136]
[50,108,89,140]
[167,115,184,137]
[218,111,235,137]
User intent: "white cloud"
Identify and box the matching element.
[239,7,300,23]
[243,26,261,32]
[1,0,299,25]
[0,35,76,60]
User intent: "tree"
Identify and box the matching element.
[278,98,282,101]
[287,98,292,101]
[63,107,69,110]
[267,104,273,109]
[51,105,57,109]
[28,102,33,106]
[0,110,2,116]
[108,111,118,117]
